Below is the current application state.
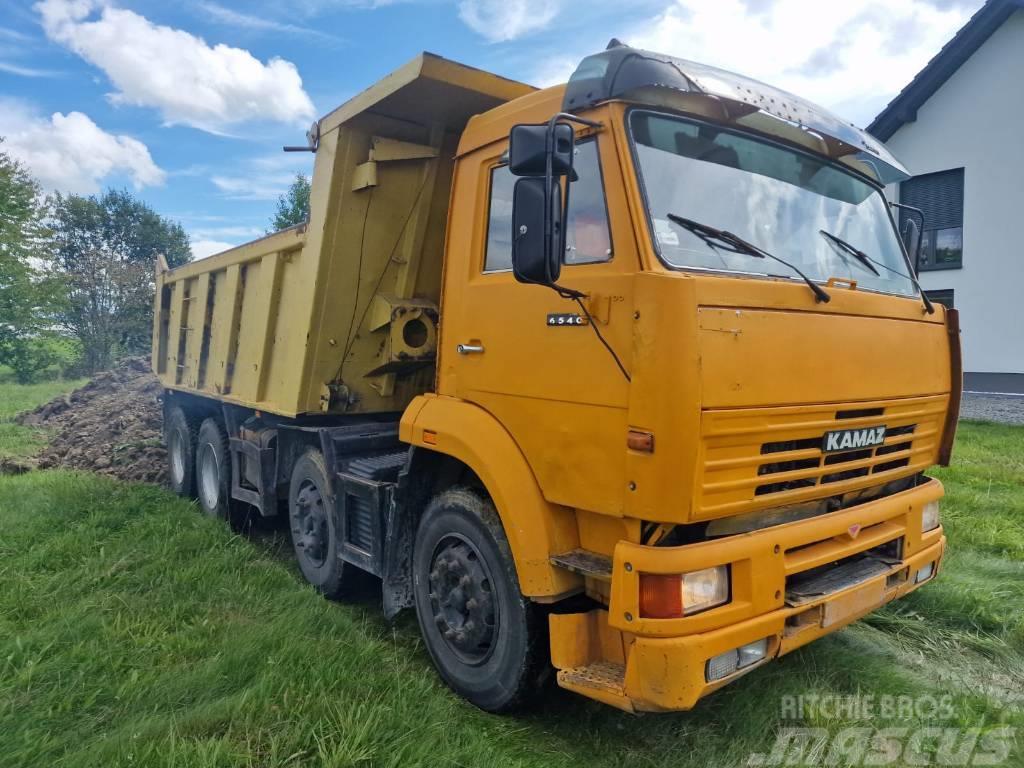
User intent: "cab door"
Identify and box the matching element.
[443,130,638,516]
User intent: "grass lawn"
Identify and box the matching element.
[0,375,87,459]
[0,378,1022,767]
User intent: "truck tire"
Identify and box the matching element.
[288,449,351,599]
[165,404,198,497]
[195,418,232,521]
[412,487,549,713]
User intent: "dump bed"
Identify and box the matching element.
[152,54,533,417]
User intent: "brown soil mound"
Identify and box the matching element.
[17,357,167,484]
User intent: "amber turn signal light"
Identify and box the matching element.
[639,574,683,618]
[639,566,730,618]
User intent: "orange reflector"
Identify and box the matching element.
[627,429,655,453]
[422,430,438,445]
[639,573,683,618]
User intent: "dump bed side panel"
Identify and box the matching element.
[153,228,308,412]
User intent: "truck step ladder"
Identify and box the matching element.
[557,662,633,712]
[549,549,612,581]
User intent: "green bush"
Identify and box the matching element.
[0,332,82,384]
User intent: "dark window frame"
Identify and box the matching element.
[899,168,964,272]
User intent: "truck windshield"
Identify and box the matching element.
[629,111,918,298]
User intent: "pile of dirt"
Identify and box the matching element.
[17,357,167,484]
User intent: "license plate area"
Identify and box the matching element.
[784,578,887,636]
[785,537,902,607]
[821,579,885,627]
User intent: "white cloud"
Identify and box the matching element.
[0,61,58,77]
[210,153,312,201]
[35,0,317,133]
[458,0,561,42]
[191,239,237,259]
[191,225,263,240]
[0,100,165,193]
[198,2,343,45]
[626,0,979,125]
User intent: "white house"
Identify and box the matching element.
[869,0,1024,394]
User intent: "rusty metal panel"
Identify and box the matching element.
[183,273,211,390]
[208,264,243,396]
[166,280,185,386]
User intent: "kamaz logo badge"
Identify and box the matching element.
[822,426,886,453]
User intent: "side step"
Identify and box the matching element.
[557,662,632,712]
[550,549,612,581]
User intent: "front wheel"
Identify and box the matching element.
[412,488,548,713]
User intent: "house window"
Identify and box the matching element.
[483,138,611,272]
[925,289,954,309]
[899,168,963,271]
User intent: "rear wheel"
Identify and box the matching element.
[195,418,232,520]
[288,449,352,599]
[412,487,549,713]
[165,404,198,497]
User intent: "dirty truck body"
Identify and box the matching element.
[153,47,958,713]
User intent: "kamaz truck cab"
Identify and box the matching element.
[154,43,958,713]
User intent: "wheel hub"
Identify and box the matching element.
[428,537,496,663]
[198,443,220,510]
[293,481,328,567]
[169,430,185,485]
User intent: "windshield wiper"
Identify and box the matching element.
[818,230,880,276]
[667,213,831,303]
[818,229,934,314]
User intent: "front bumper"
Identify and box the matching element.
[553,478,946,712]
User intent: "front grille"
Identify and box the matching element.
[699,395,946,519]
[756,421,915,496]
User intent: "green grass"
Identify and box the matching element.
[0,376,87,459]
[0,380,1022,767]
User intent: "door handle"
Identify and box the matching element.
[457,343,485,355]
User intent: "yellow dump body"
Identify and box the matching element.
[152,54,533,417]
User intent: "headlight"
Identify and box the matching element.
[922,500,940,532]
[639,565,730,618]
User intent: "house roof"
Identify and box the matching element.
[868,0,1024,141]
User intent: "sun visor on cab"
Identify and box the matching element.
[563,44,910,186]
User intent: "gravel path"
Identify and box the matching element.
[959,392,1024,425]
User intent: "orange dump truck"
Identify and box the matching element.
[152,43,959,713]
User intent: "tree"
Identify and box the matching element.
[270,173,311,231]
[0,140,58,382]
[46,190,192,373]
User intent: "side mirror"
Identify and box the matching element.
[901,217,922,273]
[509,123,574,177]
[511,177,563,285]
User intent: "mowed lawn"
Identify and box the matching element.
[0,378,1022,767]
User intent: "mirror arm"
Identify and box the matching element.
[542,113,602,293]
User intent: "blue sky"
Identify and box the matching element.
[0,0,983,258]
